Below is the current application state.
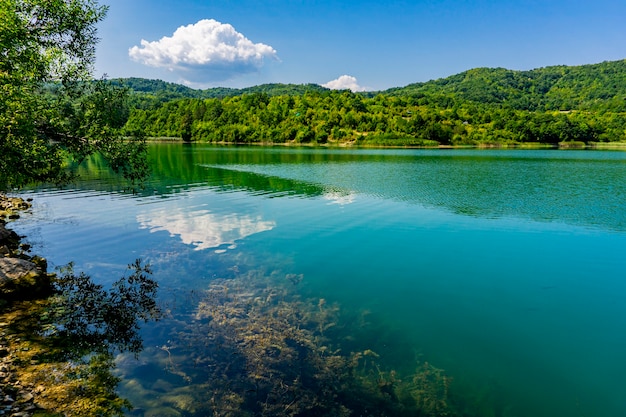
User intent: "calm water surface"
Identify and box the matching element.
[13,144,626,417]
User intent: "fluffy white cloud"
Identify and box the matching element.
[129,19,278,83]
[322,75,366,92]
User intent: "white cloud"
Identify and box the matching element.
[129,19,278,83]
[322,75,366,92]
[137,208,275,252]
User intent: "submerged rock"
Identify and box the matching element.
[0,257,50,298]
[0,197,52,301]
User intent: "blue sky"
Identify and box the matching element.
[95,0,626,91]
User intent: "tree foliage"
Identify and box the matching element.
[121,59,626,147]
[124,89,623,146]
[0,0,147,191]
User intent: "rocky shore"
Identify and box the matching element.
[0,195,49,417]
[0,342,40,417]
[0,196,50,304]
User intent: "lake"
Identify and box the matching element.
[13,144,626,416]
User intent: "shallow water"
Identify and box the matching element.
[13,144,626,416]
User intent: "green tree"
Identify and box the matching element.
[0,0,147,191]
[1,3,157,415]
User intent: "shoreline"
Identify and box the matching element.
[0,196,50,300]
[0,195,49,417]
[146,137,626,150]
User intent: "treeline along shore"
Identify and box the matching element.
[119,59,626,147]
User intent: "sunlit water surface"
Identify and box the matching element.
[13,144,626,417]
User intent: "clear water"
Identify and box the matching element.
[13,144,626,416]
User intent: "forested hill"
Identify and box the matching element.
[122,59,626,146]
[113,78,329,103]
[380,59,626,112]
[118,59,626,112]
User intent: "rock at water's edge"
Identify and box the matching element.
[0,257,50,297]
[0,198,51,301]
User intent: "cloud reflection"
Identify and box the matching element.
[323,191,357,206]
[137,208,275,251]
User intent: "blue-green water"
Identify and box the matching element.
[13,144,626,416]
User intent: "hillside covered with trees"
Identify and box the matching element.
[114,78,330,108]
[383,59,626,112]
[121,59,626,147]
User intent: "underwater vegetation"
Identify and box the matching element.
[122,268,461,417]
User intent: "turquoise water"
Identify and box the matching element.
[13,144,626,416]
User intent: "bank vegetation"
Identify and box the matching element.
[121,59,626,148]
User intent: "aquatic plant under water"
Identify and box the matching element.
[122,268,460,417]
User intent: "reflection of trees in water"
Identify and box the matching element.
[124,269,459,417]
[0,260,162,417]
[65,149,330,200]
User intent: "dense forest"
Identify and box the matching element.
[121,59,626,147]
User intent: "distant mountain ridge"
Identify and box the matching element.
[114,59,626,112]
[111,78,330,101]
